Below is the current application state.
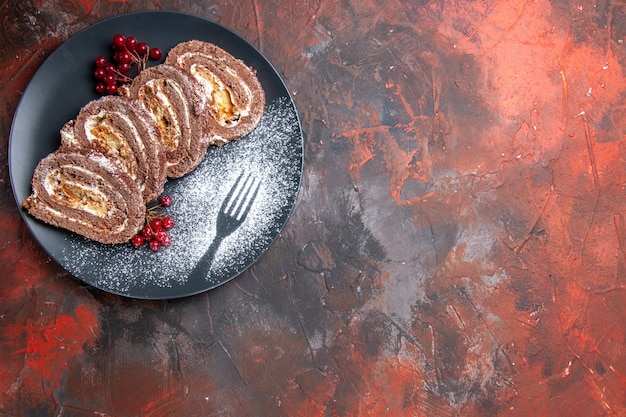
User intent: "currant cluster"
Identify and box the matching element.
[131,194,175,251]
[93,33,163,95]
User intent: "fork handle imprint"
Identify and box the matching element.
[190,237,223,278]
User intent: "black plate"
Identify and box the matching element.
[9,11,303,299]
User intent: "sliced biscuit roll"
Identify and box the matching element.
[23,149,145,244]
[165,40,265,145]
[62,95,167,203]
[127,64,208,178]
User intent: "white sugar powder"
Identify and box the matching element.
[59,97,302,297]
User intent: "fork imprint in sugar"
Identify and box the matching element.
[190,171,261,279]
[224,172,261,224]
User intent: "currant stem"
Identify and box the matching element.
[109,66,132,83]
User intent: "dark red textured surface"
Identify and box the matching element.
[2,0,626,415]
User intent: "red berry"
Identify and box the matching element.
[118,62,131,73]
[155,228,168,242]
[149,47,162,60]
[92,37,163,100]
[162,217,174,229]
[150,219,162,230]
[95,56,108,67]
[161,234,172,247]
[149,240,161,251]
[131,234,144,248]
[104,64,117,74]
[106,83,118,95]
[116,50,132,64]
[136,42,149,55]
[142,225,153,239]
[103,73,116,85]
[112,34,126,50]
[125,36,137,51]
[94,67,106,79]
[95,82,106,94]
[160,195,173,207]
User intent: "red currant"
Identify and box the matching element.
[161,234,172,247]
[103,73,116,85]
[149,240,161,251]
[131,234,144,248]
[160,195,173,207]
[104,64,117,74]
[94,67,106,79]
[149,47,162,60]
[162,217,174,229]
[150,219,162,230]
[106,83,118,95]
[95,56,108,67]
[118,62,131,73]
[95,82,106,94]
[142,225,153,239]
[112,34,126,50]
[155,228,168,242]
[116,50,133,64]
[125,36,137,51]
[92,36,163,97]
[107,83,119,94]
[136,42,149,55]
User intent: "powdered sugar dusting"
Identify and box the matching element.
[59,97,302,298]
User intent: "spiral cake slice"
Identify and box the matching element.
[126,64,208,178]
[61,95,167,203]
[22,148,145,244]
[165,40,265,145]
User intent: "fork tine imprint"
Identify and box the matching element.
[228,173,261,221]
[222,170,245,213]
